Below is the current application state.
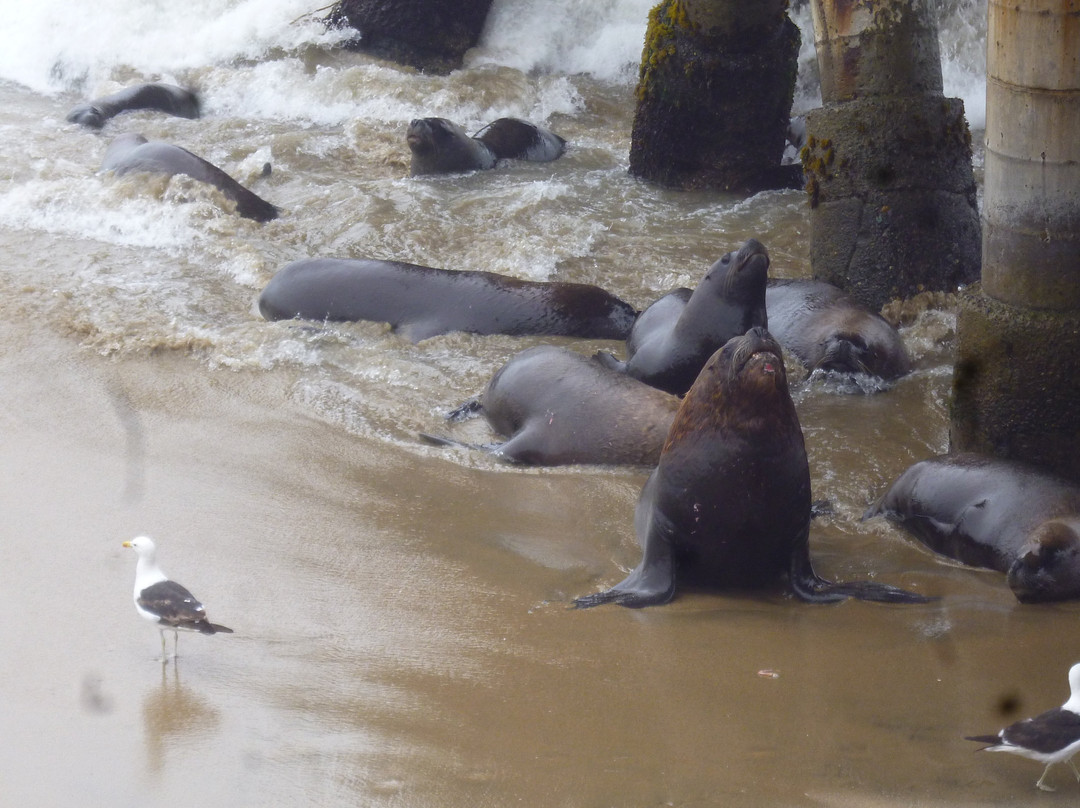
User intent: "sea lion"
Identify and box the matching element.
[258,258,638,342]
[866,452,1080,603]
[407,117,565,175]
[423,346,679,465]
[67,83,200,129]
[575,327,931,608]
[595,238,770,396]
[765,279,911,380]
[475,117,566,162]
[101,133,278,223]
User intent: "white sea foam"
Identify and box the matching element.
[0,0,353,95]
[471,0,653,84]
[0,0,987,129]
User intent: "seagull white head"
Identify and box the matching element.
[1063,662,1080,714]
[122,535,157,558]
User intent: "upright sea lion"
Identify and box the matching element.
[407,117,566,175]
[595,238,770,396]
[67,83,200,129]
[101,133,278,223]
[258,258,638,342]
[766,279,911,380]
[575,327,930,608]
[866,453,1080,603]
[424,346,679,465]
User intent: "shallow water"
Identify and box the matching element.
[6,1,1078,805]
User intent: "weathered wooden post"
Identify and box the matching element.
[628,0,803,192]
[803,0,981,310]
[950,0,1080,483]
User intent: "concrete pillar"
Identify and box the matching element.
[803,0,981,310]
[950,0,1080,483]
[628,0,802,192]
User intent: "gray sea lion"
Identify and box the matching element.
[407,117,565,175]
[475,117,566,162]
[101,133,278,222]
[258,258,639,342]
[575,327,931,608]
[423,346,678,465]
[67,83,200,129]
[595,238,770,396]
[765,279,911,380]
[866,453,1080,603]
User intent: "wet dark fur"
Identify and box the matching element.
[576,327,931,608]
[67,83,200,129]
[102,133,278,222]
[595,238,770,396]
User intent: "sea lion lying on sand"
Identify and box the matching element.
[422,345,678,465]
[866,452,1080,603]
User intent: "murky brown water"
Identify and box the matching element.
[5,308,1080,807]
[5,1,1078,804]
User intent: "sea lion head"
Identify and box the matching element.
[704,238,770,305]
[406,117,446,157]
[1007,517,1080,603]
[817,332,875,375]
[814,324,911,380]
[406,117,495,175]
[668,327,792,444]
[66,103,106,129]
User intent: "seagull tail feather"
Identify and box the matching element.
[196,621,234,635]
[965,734,1003,749]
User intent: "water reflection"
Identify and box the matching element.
[141,663,220,774]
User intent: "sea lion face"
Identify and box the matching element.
[815,323,910,379]
[669,327,791,445]
[406,118,444,157]
[1007,518,1080,603]
[704,238,770,302]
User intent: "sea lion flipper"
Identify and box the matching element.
[788,526,934,604]
[446,398,483,421]
[592,350,626,372]
[575,511,677,609]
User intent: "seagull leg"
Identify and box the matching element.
[1035,763,1056,792]
[159,629,167,661]
[173,630,180,660]
[1068,756,1080,782]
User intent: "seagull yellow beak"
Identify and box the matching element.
[122,541,133,548]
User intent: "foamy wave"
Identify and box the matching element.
[0,0,353,94]
[471,0,652,84]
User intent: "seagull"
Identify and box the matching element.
[122,536,232,659]
[966,662,1080,791]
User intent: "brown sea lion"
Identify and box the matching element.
[422,345,679,465]
[575,327,931,608]
[766,279,911,380]
[258,258,638,342]
[101,133,278,222]
[407,117,565,175]
[595,238,770,396]
[67,83,200,129]
[866,452,1080,603]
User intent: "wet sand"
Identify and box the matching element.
[4,321,1080,807]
